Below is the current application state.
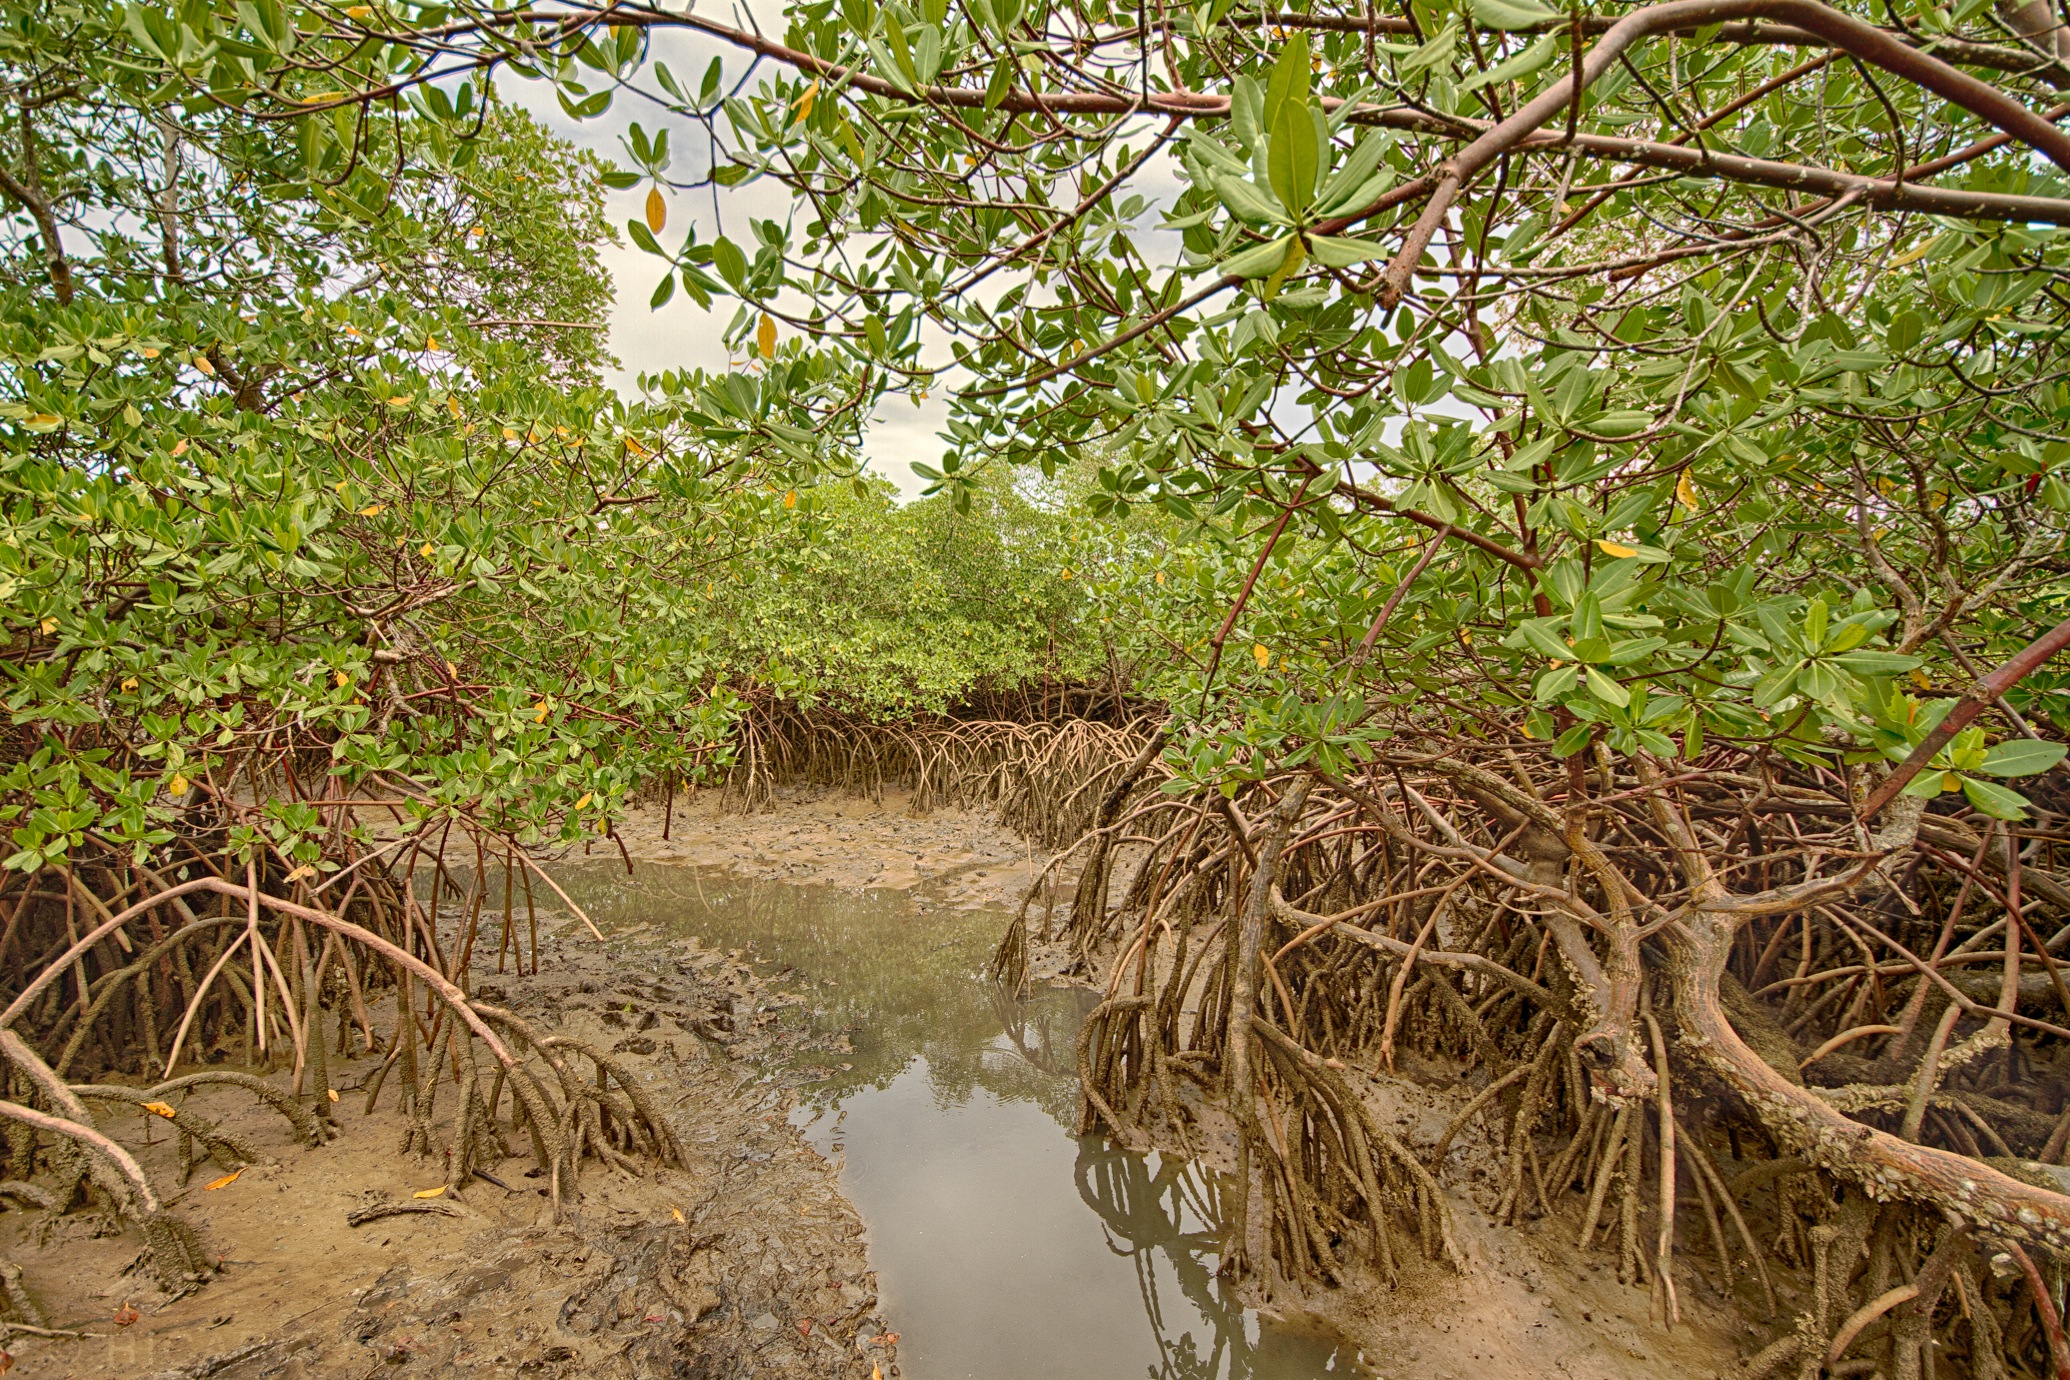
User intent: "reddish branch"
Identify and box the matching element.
[1859,613,2070,821]
[1376,0,2070,305]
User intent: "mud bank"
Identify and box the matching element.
[17,785,1742,1379]
[8,902,892,1379]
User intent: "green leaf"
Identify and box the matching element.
[1514,619,1571,662]
[1583,665,1631,708]
[1267,102,1319,219]
[1977,739,2069,778]
[1901,770,1956,798]
[1261,33,1311,131]
[1222,234,1297,280]
[1469,0,1559,30]
[1960,775,2034,819]
[1751,661,1803,708]
[1803,596,1828,651]
[1832,650,1922,675]
[1460,32,1560,92]
[711,237,748,291]
[1212,174,1287,226]
[1306,234,1385,268]
[1552,724,1593,757]
[1571,591,1603,642]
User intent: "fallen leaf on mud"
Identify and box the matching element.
[0,1347,13,1371]
[142,1101,177,1118]
[113,1305,140,1326]
[871,1366,881,1380]
[328,1088,340,1102]
[796,1319,813,1338]
[203,1170,241,1190]
[871,1332,899,1346]
[412,1185,447,1199]
[669,1206,684,1223]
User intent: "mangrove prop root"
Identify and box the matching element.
[1002,728,2070,1373]
[346,1201,460,1227]
[0,1259,44,1329]
[68,1086,267,1174]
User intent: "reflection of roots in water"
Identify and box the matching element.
[989,985,1079,1079]
[1077,1139,1317,1380]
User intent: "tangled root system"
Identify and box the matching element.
[0,784,684,1294]
[1000,725,2070,1376]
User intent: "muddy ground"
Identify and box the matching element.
[13,786,1743,1379]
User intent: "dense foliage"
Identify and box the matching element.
[15,0,2070,1371]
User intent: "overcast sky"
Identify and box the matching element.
[496,19,952,500]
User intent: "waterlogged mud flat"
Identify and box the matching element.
[556,864,1359,1380]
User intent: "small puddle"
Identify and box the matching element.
[556,864,1359,1379]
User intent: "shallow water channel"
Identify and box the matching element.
[554,863,1358,1380]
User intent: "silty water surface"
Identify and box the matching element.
[555,863,1359,1380]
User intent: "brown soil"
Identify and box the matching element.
[7,899,894,1380]
[14,785,1747,1379]
[609,783,1042,906]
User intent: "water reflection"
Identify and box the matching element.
[550,865,1355,1380]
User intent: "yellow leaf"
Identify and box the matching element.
[758,314,777,360]
[387,394,413,408]
[425,336,439,352]
[420,542,434,557]
[334,670,350,688]
[447,396,462,418]
[141,346,161,359]
[346,5,372,17]
[328,1088,340,1102]
[168,774,188,797]
[192,354,215,376]
[445,661,457,677]
[143,1101,177,1118]
[575,792,593,810]
[1060,568,1072,581]
[203,1169,240,1191]
[793,80,820,122]
[1253,644,1270,669]
[1597,540,1638,558]
[1910,669,1931,689]
[626,435,649,456]
[361,504,384,516]
[1154,570,1165,585]
[38,617,56,635]
[285,864,315,882]
[170,438,188,456]
[503,426,519,441]
[412,1184,447,1199]
[645,186,667,234]
[783,489,797,510]
[470,225,486,238]
[1940,772,1963,793]
[534,702,550,723]
[121,677,138,691]
[1675,471,1698,511]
